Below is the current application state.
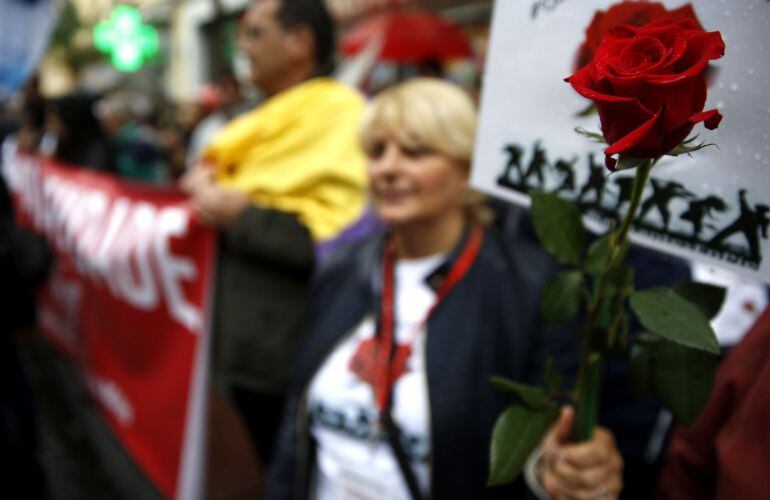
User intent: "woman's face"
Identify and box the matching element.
[368,128,468,228]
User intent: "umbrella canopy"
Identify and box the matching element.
[340,10,473,63]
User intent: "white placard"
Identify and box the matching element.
[472,0,770,284]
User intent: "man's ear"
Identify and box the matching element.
[287,24,315,62]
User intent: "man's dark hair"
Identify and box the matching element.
[274,0,335,75]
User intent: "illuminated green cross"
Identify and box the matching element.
[94,6,159,73]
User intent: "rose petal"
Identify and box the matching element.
[605,108,662,157]
[660,122,696,155]
[605,155,618,171]
[566,65,637,103]
[659,77,706,133]
[616,36,667,75]
[690,109,722,130]
[661,31,690,72]
[648,31,725,85]
[596,97,657,146]
[571,9,723,162]
[574,3,705,72]
[669,4,704,30]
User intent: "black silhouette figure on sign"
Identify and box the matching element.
[498,144,525,186]
[680,195,728,240]
[638,179,694,231]
[709,189,770,262]
[552,156,577,194]
[576,154,607,208]
[523,140,549,188]
[612,176,636,213]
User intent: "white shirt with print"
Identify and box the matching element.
[308,253,444,500]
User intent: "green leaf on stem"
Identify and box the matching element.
[584,234,613,275]
[652,339,717,426]
[675,282,727,320]
[629,335,717,426]
[540,271,585,324]
[490,376,550,410]
[543,358,564,395]
[488,404,558,486]
[530,190,587,266]
[629,287,720,354]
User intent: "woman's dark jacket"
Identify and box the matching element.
[266,227,581,499]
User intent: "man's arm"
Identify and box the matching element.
[223,204,314,270]
[180,165,314,270]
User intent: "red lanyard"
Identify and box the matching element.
[371,223,484,414]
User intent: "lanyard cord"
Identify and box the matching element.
[374,223,484,414]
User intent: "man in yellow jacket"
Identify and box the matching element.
[180,0,367,471]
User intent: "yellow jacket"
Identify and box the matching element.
[202,78,368,242]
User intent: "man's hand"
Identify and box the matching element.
[540,407,624,500]
[179,165,251,228]
[179,163,216,195]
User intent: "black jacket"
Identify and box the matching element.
[266,227,582,499]
[212,205,314,394]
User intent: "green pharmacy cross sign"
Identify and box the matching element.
[94,6,159,72]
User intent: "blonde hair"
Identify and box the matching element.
[360,78,490,223]
[360,78,477,166]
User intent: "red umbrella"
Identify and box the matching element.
[340,10,473,62]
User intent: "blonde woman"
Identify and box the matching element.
[267,78,622,500]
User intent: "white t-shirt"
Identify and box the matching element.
[308,253,444,500]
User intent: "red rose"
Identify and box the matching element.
[566,18,725,170]
[575,1,703,70]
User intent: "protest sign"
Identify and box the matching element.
[2,142,216,499]
[472,0,770,283]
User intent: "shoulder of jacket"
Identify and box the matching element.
[314,231,384,289]
[480,228,557,287]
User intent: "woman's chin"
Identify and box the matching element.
[374,205,414,226]
[377,213,413,228]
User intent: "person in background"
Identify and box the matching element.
[267,78,622,500]
[13,86,46,153]
[655,305,770,500]
[42,92,111,172]
[0,174,51,498]
[179,0,368,479]
[416,57,444,79]
[560,308,770,500]
[95,89,168,183]
[187,71,250,166]
[177,99,208,150]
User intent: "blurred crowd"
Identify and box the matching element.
[0,70,255,185]
[2,1,769,500]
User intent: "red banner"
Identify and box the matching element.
[2,143,216,499]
